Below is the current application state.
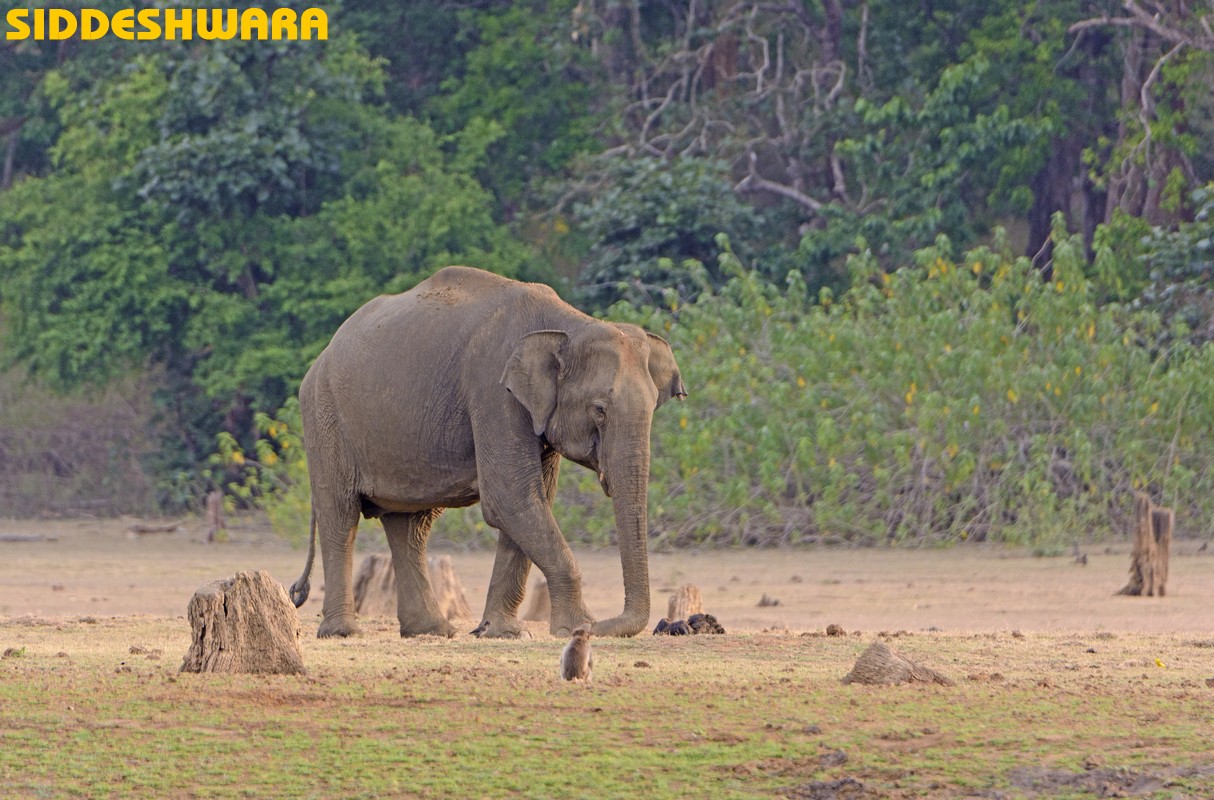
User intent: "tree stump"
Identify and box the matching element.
[205,490,226,543]
[1117,492,1173,597]
[429,554,473,620]
[521,578,551,622]
[842,641,953,686]
[180,570,305,675]
[667,584,704,620]
[353,553,396,617]
[352,553,474,621]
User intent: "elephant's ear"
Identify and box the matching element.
[646,333,687,409]
[502,331,569,437]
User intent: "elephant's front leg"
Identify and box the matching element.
[474,533,533,638]
[382,511,457,638]
[475,452,573,639]
[478,502,595,638]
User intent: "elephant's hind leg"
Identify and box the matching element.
[382,510,457,638]
[316,506,361,638]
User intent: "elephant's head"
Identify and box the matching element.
[502,321,686,636]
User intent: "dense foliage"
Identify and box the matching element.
[2,2,1214,547]
[626,224,1214,546]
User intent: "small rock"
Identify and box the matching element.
[757,593,781,607]
[826,624,846,636]
[633,661,651,668]
[818,748,848,767]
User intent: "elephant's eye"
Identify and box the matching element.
[591,401,607,421]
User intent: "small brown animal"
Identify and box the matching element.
[560,625,593,682]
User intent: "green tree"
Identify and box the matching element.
[432,0,605,212]
[0,26,537,502]
[571,155,764,308]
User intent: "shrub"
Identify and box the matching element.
[610,223,1214,548]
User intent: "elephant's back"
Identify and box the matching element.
[306,266,585,396]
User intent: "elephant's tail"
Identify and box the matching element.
[288,507,317,608]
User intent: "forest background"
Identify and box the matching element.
[1,0,1213,551]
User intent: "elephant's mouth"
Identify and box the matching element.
[564,434,610,496]
[593,433,610,497]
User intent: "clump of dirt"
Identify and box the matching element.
[841,641,953,686]
[1008,764,1173,797]
[783,776,880,799]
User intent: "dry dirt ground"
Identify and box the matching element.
[0,516,1210,635]
[3,516,1213,799]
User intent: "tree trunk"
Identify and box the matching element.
[205,490,225,543]
[667,584,704,620]
[353,552,473,621]
[1117,492,1172,597]
[521,577,551,622]
[180,570,305,675]
[1027,137,1081,276]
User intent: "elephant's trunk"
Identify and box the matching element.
[592,425,652,637]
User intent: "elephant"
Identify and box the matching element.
[288,266,686,639]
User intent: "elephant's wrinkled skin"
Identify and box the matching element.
[289,267,686,639]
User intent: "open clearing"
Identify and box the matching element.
[2,517,1213,798]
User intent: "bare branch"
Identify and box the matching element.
[1069,0,1214,50]
[735,153,825,212]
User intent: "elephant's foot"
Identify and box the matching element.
[317,615,360,638]
[399,615,457,639]
[549,604,596,639]
[469,615,528,639]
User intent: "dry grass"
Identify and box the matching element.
[3,615,1214,798]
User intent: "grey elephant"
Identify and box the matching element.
[289,266,686,639]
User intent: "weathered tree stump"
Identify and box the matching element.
[352,553,474,621]
[667,584,704,620]
[180,570,305,675]
[521,577,551,622]
[353,553,397,617]
[428,554,473,620]
[205,490,226,543]
[1117,492,1173,597]
[841,641,953,686]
